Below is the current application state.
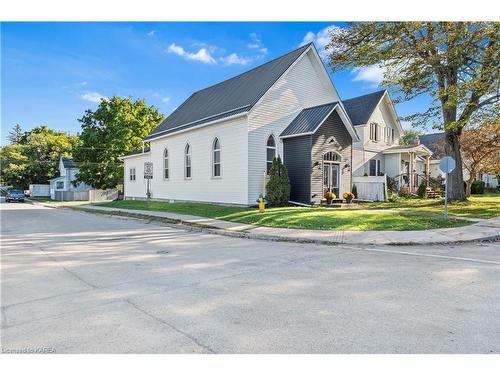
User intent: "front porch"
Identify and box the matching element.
[383,144,433,194]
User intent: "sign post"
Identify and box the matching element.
[144,162,153,199]
[439,156,456,219]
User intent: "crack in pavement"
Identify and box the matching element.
[124,299,217,354]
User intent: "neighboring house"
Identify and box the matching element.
[344,90,432,197]
[120,43,435,204]
[49,157,92,199]
[420,133,500,188]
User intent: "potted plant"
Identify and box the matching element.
[343,191,355,203]
[324,191,336,204]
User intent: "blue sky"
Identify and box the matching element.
[1,22,433,144]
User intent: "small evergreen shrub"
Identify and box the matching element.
[417,181,427,198]
[351,184,358,198]
[266,156,291,206]
[471,180,485,194]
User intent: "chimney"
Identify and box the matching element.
[414,135,420,145]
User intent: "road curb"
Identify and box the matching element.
[68,206,500,247]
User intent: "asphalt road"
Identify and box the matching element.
[1,201,499,353]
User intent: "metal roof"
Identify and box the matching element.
[342,90,386,125]
[121,147,151,158]
[280,102,339,137]
[61,157,78,169]
[146,43,312,140]
[419,132,446,158]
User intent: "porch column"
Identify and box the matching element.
[408,152,413,193]
[426,155,430,187]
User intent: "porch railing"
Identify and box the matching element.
[393,173,429,193]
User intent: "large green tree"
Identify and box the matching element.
[7,124,24,144]
[327,22,499,200]
[73,96,163,189]
[0,125,78,188]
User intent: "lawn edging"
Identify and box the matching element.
[68,204,500,246]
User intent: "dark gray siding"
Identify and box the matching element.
[283,135,312,204]
[310,111,353,204]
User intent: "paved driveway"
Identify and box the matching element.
[1,202,499,353]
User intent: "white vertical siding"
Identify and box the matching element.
[123,153,151,199]
[247,49,339,204]
[145,115,248,205]
[384,153,401,177]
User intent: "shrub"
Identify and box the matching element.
[351,184,358,198]
[471,180,485,194]
[388,191,400,202]
[324,191,336,200]
[417,181,427,198]
[386,176,397,192]
[343,191,355,202]
[266,156,291,206]
[399,191,414,199]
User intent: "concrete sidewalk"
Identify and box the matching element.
[69,204,500,246]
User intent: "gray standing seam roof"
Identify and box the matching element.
[342,90,386,126]
[145,43,312,140]
[280,102,339,137]
[419,132,446,158]
[61,157,78,169]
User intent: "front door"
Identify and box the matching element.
[323,163,340,198]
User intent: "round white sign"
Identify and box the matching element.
[439,156,456,173]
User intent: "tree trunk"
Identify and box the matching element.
[444,130,466,201]
[465,176,474,197]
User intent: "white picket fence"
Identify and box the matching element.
[352,175,388,201]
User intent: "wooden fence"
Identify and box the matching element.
[53,189,118,202]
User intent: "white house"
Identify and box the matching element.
[120,43,434,205]
[49,157,92,199]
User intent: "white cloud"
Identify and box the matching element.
[167,43,216,64]
[299,25,345,58]
[220,53,252,66]
[147,30,156,37]
[80,92,107,103]
[352,65,386,87]
[247,33,268,55]
[161,96,171,103]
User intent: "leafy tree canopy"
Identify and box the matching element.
[400,130,422,145]
[327,22,499,200]
[73,96,164,189]
[0,125,78,188]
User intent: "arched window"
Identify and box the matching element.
[212,137,221,177]
[185,144,191,179]
[266,135,277,175]
[163,148,169,179]
[323,151,341,163]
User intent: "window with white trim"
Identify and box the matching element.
[369,159,382,176]
[56,181,64,189]
[384,127,391,144]
[185,144,191,179]
[129,168,136,181]
[391,128,395,144]
[212,137,221,177]
[266,135,277,175]
[163,148,169,179]
[370,123,379,141]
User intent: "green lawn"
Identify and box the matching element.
[97,200,469,231]
[361,192,500,219]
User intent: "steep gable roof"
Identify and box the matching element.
[61,157,77,169]
[342,90,386,126]
[146,43,312,140]
[280,102,339,137]
[419,132,446,158]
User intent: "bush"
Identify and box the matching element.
[417,181,427,198]
[471,180,485,194]
[266,156,291,206]
[386,176,397,192]
[399,191,414,199]
[388,191,400,202]
[324,191,336,200]
[351,184,358,198]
